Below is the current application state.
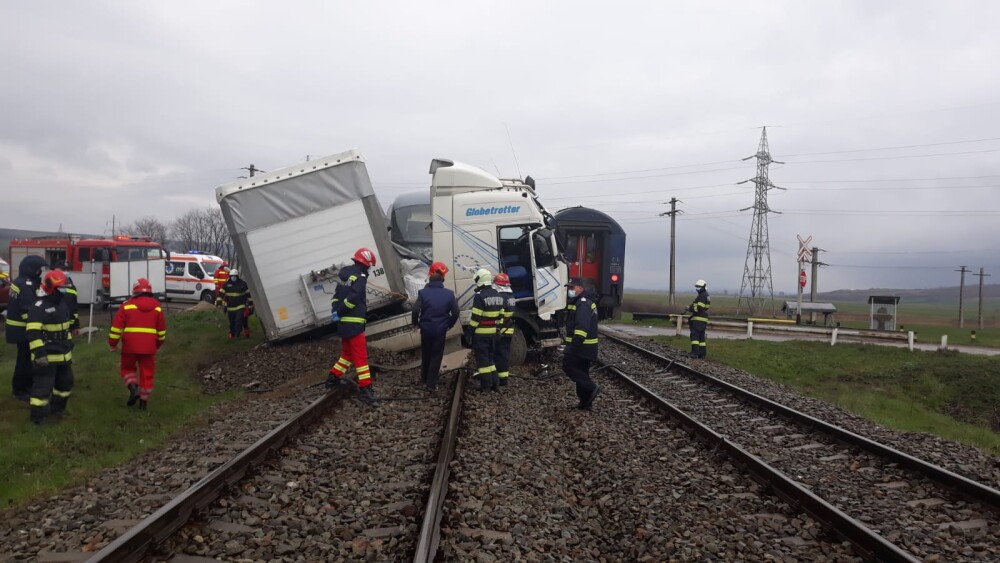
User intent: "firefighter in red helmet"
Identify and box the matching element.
[26,270,75,424]
[213,261,230,307]
[412,261,459,392]
[109,278,167,411]
[326,248,379,405]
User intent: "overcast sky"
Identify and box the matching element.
[3,1,999,292]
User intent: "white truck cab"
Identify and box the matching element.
[431,159,568,360]
[165,252,225,303]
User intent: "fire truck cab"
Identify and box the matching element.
[8,235,167,307]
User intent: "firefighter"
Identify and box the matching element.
[6,255,47,402]
[52,261,80,333]
[213,261,230,307]
[26,270,75,424]
[493,272,516,386]
[563,282,600,410]
[411,261,459,392]
[219,269,252,339]
[685,280,710,358]
[469,268,504,392]
[325,248,379,405]
[108,278,167,411]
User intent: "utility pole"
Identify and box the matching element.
[809,246,826,324]
[242,164,263,177]
[737,127,785,317]
[956,266,968,328]
[973,268,991,329]
[659,198,682,305]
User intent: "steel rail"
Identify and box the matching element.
[601,328,1000,513]
[86,389,343,563]
[413,368,468,563]
[603,363,919,562]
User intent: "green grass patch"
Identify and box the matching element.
[649,335,1000,455]
[0,309,261,509]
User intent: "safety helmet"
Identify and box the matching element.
[222,261,229,267]
[494,272,511,287]
[695,279,707,289]
[429,261,449,277]
[42,270,68,295]
[473,268,493,287]
[229,269,239,277]
[132,277,153,294]
[352,248,377,268]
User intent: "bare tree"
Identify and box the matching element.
[121,216,169,247]
[169,207,234,260]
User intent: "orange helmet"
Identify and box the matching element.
[352,247,376,268]
[42,271,67,294]
[132,277,153,294]
[429,261,449,277]
[494,272,511,287]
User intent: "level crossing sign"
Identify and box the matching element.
[797,235,813,263]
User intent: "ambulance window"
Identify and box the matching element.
[188,263,205,279]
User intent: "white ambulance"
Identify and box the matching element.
[164,252,225,303]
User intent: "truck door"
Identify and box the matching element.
[527,228,566,318]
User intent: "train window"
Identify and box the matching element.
[565,235,579,262]
[585,235,597,264]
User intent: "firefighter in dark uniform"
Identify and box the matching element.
[6,255,47,402]
[493,272,516,386]
[685,279,710,358]
[52,261,80,333]
[326,248,379,405]
[412,261,459,392]
[563,282,600,410]
[26,271,75,424]
[469,268,504,392]
[219,269,252,339]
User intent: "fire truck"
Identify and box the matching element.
[8,235,168,307]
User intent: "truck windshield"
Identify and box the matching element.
[115,246,162,262]
[393,206,433,244]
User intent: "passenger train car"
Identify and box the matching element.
[551,206,626,320]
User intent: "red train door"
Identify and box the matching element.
[566,232,601,289]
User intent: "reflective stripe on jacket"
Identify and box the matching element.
[331,264,368,338]
[469,286,504,336]
[109,295,167,355]
[26,292,74,364]
[565,291,599,360]
[220,278,251,312]
[690,288,710,323]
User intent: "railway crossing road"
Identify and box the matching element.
[606,323,1000,356]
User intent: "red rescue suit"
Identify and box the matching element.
[109,295,167,402]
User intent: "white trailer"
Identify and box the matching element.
[215,149,405,341]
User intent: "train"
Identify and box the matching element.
[551,206,626,320]
[387,193,625,320]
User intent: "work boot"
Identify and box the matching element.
[358,386,379,406]
[127,384,140,407]
[499,377,508,386]
[579,384,601,410]
[138,400,148,411]
[324,374,344,391]
[228,334,234,340]
[30,405,47,425]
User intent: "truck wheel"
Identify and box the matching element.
[95,291,109,310]
[200,290,215,303]
[509,327,528,366]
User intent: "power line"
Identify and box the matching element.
[783,147,1000,165]
[776,136,1000,158]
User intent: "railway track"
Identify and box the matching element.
[9,330,996,561]
[599,328,1000,562]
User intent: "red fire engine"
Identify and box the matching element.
[8,235,167,307]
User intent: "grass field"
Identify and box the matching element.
[623,290,1000,348]
[0,309,260,509]
[641,334,1000,456]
